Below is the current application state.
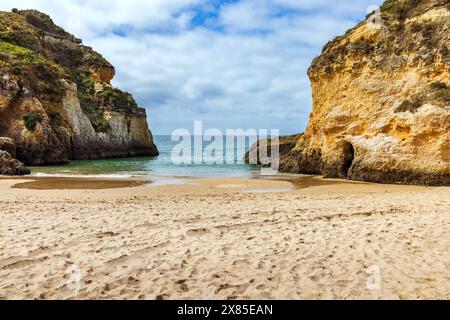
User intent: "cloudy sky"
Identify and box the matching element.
[1,0,383,134]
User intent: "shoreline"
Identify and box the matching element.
[0,172,436,191]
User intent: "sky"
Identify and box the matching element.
[0,0,384,135]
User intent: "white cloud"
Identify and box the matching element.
[0,0,384,134]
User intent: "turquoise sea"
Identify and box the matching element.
[30,135,261,178]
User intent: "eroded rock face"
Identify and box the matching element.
[0,137,16,158]
[250,0,449,185]
[244,134,303,171]
[90,66,115,84]
[62,82,158,160]
[0,150,30,176]
[0,10,158,166]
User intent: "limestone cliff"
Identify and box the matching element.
[249,0,449,185]
[0,9,158,168]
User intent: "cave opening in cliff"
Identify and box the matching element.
[343,142,355,178]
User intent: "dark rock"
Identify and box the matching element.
[0,150,30,176]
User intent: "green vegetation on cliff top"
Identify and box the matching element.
[0,40,66,73]
[0,40,68,100]
[310,0,449,77]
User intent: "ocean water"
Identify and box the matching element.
[30,135,261,178]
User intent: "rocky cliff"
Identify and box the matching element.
[248,0,449,185]
[0,9,158,170]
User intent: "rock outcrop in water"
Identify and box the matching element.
[248,0,449,185]
[0,9,158,173]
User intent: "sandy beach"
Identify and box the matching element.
[0,175,448,300]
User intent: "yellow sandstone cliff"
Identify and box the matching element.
[273,0,449,185]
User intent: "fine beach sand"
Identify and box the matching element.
[0,176,448,300]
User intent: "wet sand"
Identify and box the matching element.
[7,174,359,191]
[0,175,448,300]
[11,177,150,190]
[254,174,365,189]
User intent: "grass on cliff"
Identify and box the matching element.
[0,40,66,73]
[0,11,42,51]
[0,41,30,55]
[0,40,69,101]
[0,12,72,102]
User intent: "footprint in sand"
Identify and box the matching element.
[186,228,211,236]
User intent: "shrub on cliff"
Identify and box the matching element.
[430,82,450,105]
[395,81,449,113]
[23,10,67,36]
[381,0,422,20]
[77,79,111,133]
[23,111,43,131]
[396,96,423,113]
[349,39,374,55]
[97,86,138,112]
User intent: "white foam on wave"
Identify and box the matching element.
[32,173,136,179]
